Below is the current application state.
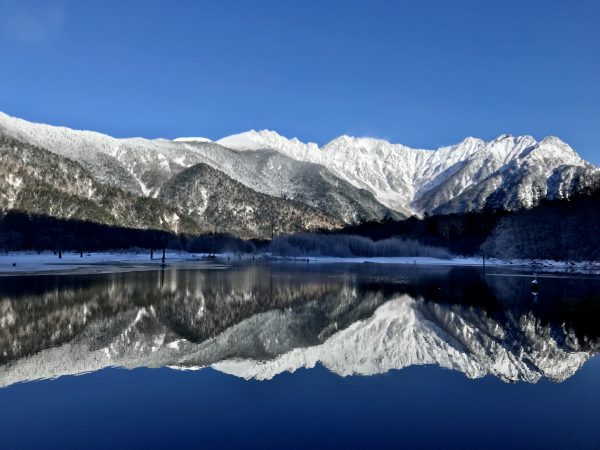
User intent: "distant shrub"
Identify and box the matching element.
[186,233,256,254]
[269,233,452,259]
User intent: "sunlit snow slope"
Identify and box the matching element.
[219,130,598,215]
[1,111,597,228]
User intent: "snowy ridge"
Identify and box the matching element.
[0,112,395,225]
[218,129,319,155]
[215,129,597,215]
[0,111,204,196]
[0,111,597,220]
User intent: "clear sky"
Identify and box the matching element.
[1,0,599,163]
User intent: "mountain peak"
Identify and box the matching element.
[216,130,268,150]
[540,135,569,147]
[460,136,485,145]
[531,135,583,164]
[322,135,400,152]
[217,129,319,154]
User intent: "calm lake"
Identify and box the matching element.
[1,263,599,449]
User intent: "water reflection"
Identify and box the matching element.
[0,264,599,387]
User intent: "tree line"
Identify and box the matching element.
[269,233,451,258]
[1,181,599,262]
[0,212,254,255]
[336,182,600,262]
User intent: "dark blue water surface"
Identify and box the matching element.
[0,263,599,449]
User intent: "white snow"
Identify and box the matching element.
[215,129,596,215]
[0,251,221,275]
[1,110,597,217]
[173,137,212,143]
[1,252,597,275]
[268,256,600,273]
[217,129,320,154]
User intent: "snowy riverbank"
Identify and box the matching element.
[0,251,598,276]
[0,251,215,275]
[269,255,600,274]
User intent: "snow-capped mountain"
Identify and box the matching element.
[0,112,396,232]
[0,135,199,233]
[0,111,597,237]
[217,130,598,215]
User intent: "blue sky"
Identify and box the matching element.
[1,0,599,163]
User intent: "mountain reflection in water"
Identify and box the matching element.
[0,263,599,387]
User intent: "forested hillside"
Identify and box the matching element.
[158,162,342,239]
[481,186,600,262]
[0,136,200,234]
[335,180,600,261]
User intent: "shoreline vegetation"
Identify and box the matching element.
[0,181,598,274]
[0,250,598,276]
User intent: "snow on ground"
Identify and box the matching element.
[276,256,486,266]
[0,251,222,276]
[1,251,598,275]
[268,255,600,274]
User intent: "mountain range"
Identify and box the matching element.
[1,111,597,238]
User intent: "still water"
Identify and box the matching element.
[0,263,599,449]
